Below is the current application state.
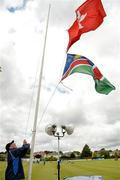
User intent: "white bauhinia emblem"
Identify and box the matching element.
[76,10,87,29]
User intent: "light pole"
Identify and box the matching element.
[45,124,74,180]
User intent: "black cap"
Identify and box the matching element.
[5,140,14,151]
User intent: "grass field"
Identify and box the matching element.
[0,159,120,180]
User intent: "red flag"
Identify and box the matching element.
[67,0,106,51]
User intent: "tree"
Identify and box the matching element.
[0,152,6,161]
[73,151,81,157]
[92,151,99,159]
[70,152,76,159]
[99,148,110,159]
[81,144,92,159]
[34,154,42,159]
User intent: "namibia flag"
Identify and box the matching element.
[61,54,115,95]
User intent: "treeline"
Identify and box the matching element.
[0,144,120,161]
[60,144,120,160]
[33,144,120,161]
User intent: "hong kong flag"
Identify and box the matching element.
[67,0,106,51]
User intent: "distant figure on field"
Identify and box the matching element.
[43,158,46,165]
[5,139,30,180]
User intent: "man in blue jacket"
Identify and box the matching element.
[5,139,30,180]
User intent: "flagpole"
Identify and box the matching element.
[28,4,51,180]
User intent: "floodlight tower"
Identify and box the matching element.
[45,124,74,180]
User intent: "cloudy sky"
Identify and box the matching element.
[0,0,120,153]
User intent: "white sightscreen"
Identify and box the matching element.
[64,176,103,180]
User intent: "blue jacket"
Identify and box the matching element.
[5,144,30,180]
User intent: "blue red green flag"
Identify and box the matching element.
[61,54,115,95]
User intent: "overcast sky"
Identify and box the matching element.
[0,0,120,153]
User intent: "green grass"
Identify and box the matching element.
[0,159,120,180]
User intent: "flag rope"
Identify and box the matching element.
[24,59,40,138]
[60,81,73,91]
[37,82,60,127]
[36,80,73,132]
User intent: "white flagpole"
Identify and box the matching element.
[28,4,51,180]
